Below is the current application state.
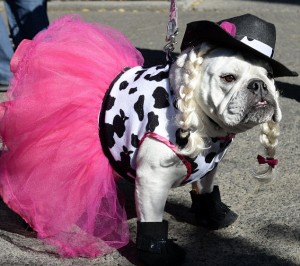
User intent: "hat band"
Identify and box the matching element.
[240,36,274,58]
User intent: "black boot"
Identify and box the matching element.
[190,186,238,230]
[136,220,186,266]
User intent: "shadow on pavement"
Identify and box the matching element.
[138,48,168,67]
[184,227,298,266]
[0,197,36,238]
[165,201,298,266]
[277,81,300,102]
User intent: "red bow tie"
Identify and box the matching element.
[257,155,278,168]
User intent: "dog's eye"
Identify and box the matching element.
[267,72,274,79]
[221,74,236,83]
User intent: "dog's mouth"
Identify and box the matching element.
[254,99,268,108]
[242,97,275,124]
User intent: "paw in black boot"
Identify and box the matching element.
[136,220,186,266]
[190,186,238,230]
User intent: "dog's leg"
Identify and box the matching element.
[135,137,186,266]
[135,137,187,221]
[190,168,238,230]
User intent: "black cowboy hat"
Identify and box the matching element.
[181,14,298,78]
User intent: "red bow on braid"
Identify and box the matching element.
[257,155,278,168]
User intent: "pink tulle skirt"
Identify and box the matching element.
[0,15,143,257]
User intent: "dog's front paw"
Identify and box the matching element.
[190,186,238,230]
[136,221,186,266]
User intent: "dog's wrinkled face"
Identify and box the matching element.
[198,48,281,133]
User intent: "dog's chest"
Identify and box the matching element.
[99,65,232,184]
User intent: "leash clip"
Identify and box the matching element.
[164,0,178,62]
[164,29,178,53]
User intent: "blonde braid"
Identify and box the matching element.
[254,120,280,182]
[171,43,213,157]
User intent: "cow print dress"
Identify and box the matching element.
[99,64,232,185]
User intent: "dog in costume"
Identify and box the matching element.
[0,13,297,266]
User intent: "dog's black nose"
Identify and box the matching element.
[247,79,268,97]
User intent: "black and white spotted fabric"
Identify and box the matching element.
[99,65,232,185]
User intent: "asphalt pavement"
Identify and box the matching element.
[0,1,299,265]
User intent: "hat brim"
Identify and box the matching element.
[181,21,298,78]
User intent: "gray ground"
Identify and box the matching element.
[0,0,299,265]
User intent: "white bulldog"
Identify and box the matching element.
[124,14,297,266]
[136,44,282,223]
[124,44,280,264]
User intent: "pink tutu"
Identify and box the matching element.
[0,15,143,257]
